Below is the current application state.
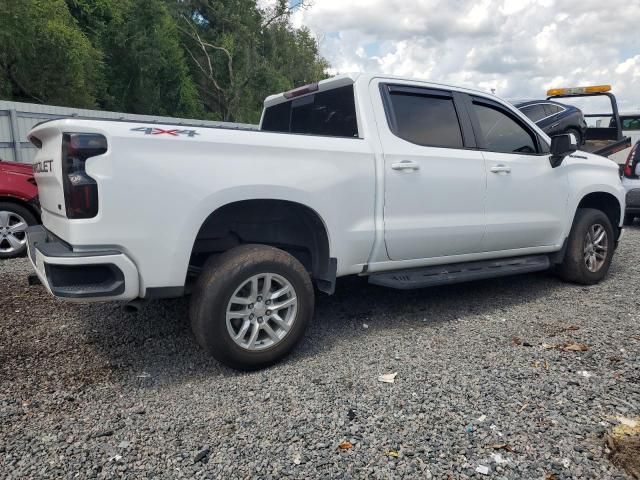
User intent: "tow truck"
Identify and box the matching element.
[547,85,631,161]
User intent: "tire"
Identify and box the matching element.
[623,213,635,226]
[0,201,37,259]
[557,208,614,285]
[190,244,314,370]
[565,127,582,146]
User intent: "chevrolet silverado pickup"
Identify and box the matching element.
[26,73,626,369]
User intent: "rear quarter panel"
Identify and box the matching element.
[31,120,377,294]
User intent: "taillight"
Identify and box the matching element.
[61,133,107,219]
[623,142,638,178]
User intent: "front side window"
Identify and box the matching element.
[261,85,358,138]
[387,91,464,148]
[474,102,537,154]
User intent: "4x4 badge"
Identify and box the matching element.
[130,127,199,137]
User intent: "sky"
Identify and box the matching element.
[281,0,640,112]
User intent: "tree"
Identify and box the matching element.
[177,0,328,123]
[0,0,329,122]
[67,0,202,117]
[0,0,102,107]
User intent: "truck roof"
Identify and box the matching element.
[263,73,362,107]
[263,72,506,108]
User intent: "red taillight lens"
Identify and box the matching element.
[623,142,638,178]
[61,133,107,219]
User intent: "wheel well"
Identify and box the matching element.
[577,192,621,229]
[0,196,40,222]
[190,200,335,292]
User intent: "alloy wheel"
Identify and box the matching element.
[583,223,608,273]
[0,210,28,255]
[225,273,298,351]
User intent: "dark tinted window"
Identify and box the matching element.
[261,85,358,137]
[261,101,290,132]
[388,92,463,148]
[543,103,562,116]
[520,104,546,122]
[474,103,537,154]
[622,116,640,130]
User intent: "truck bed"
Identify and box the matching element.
[583,137,631,161]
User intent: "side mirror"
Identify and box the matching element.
[549,133,578,168]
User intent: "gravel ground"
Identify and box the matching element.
[1,228,639,480]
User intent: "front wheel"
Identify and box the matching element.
[190,244,314,370]
[556,208,614,285]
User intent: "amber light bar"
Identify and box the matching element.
[547,85,611,96]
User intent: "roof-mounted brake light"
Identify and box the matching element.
[547,85,611,96]
[283,82,319,99]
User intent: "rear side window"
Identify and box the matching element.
[386,91,464,148]
[473,102,537,154]
[261,85,358,137]
[622,116,640,130]
[544,103,561,115]
[520,104,546,122]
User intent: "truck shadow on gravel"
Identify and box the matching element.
[77,269,582,385]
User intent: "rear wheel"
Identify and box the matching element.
[557,208,614,285]
[190,244,314,370]
[0,202,37,259]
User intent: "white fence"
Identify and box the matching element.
[0,100,256,164]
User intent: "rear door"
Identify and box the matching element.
[372,82,487,261]
[469,96,569,252]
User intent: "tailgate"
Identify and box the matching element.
[27,123,66,218]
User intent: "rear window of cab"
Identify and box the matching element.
[261,85,359,138]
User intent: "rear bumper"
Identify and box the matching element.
[26,225,139,301]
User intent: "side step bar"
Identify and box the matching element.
[368,255,550,290]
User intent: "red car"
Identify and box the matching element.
[0,160,40,259]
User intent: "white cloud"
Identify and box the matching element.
[293,0,640,110]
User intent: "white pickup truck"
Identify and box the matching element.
[26,73,625,369]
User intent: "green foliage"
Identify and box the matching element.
[178,0,329,122]
[0,0,102,107]
[0,0,329,122]
[67,0,202,117]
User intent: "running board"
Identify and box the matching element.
[368,255,550,290]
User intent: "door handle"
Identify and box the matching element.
[391,160,420,171]
[490,164,511,174]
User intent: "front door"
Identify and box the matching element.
[469,97,568,252]
[373,83,487,261]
